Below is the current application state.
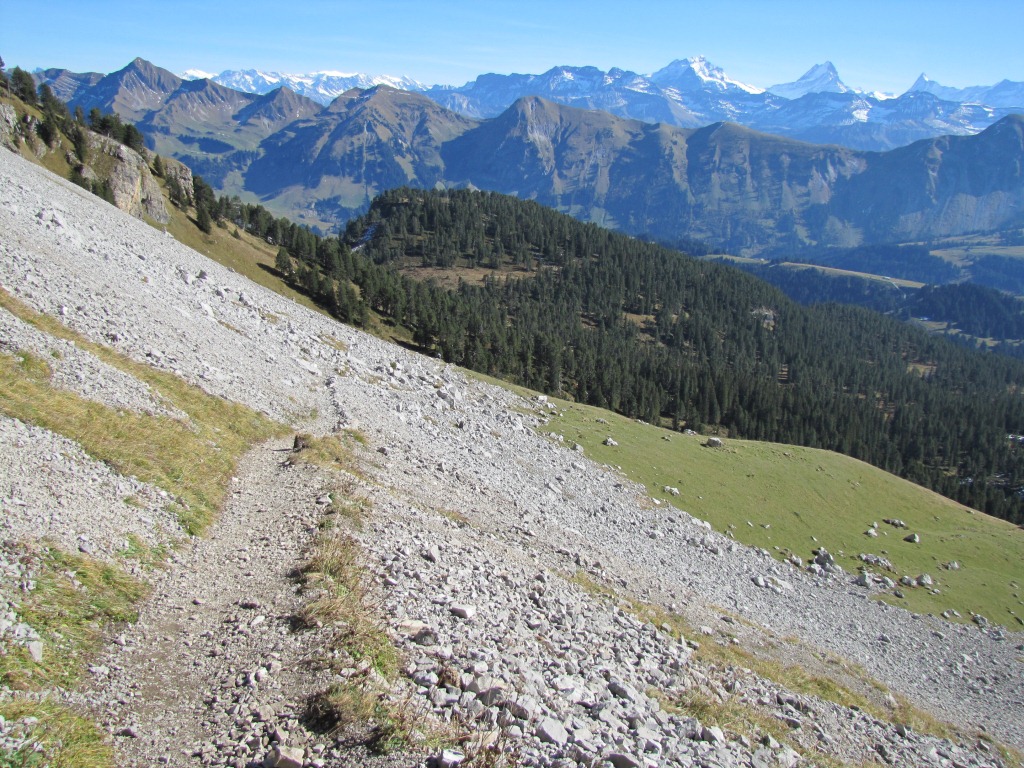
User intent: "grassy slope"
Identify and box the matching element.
[545,399,1024,631]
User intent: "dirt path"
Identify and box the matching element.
[76,438,343,767]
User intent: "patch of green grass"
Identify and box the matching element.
[117,533,171,569]
[546,400,1024,630]
[0,546,147,693]
[0,288,287,535]
[0,699,112,768]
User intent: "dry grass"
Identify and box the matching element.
[564,569,987,755]
[0,546,147,693]
[0,699,112,768]
[117,533,172,569]
[297,531,446,754]
[300,532,397,680]
[291,431,365,473]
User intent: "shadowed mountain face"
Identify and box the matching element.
[443,99,1024,254]
[44,59,1024,252]
[243,87,476,222]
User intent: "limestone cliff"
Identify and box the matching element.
[86,134,169,224]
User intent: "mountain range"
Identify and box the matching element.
[40,56,1024,152]
[32,57,1024,256]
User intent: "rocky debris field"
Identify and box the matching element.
[1,147,1022,767]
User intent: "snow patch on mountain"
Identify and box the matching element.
[768,62,854,100]
[650,55,764,94]
[180,68,216,81]
[179,68,428,104]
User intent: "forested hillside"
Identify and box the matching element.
[210,187,1024,523]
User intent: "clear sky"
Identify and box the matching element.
[3,0,1021,94]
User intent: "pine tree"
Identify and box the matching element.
[196,203,212,234]
[9,67,36,105]
[275,247,293,280]
[71,125,88,163]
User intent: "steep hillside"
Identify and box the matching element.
[245,86,475,225]
[2,144,1022,768]
[338,188,1024,525]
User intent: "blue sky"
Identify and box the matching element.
[3,0,1022,94]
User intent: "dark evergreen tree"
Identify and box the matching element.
[275,247,293,279]
[9,67,36,105]
[195,202,213,234]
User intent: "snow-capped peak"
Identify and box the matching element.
[767,62,854,100]
[176,68,428,104]
[180,68,216,81]
[650,56,764,95]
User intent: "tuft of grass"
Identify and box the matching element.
[436,506,471,527]
[0,699,112,768]
[0,288,286,535]
[300,532,397,680]
[299,531,435,755]
[568,569,619,601]
[670,689,792,745]
[309,682,433,755]
[319,333,350,353]
[0,546,148,692]
[117,533,171,569]
[291,432,363,473]
[12,350,53,380]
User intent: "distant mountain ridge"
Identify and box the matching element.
[183,67,427,105]
[31,57,1024,257]
[38,57,1024,153]
[908,74,1024,109]
[157,56,1024,152]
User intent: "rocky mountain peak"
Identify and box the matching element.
[768,61,854,99]
[651,56,764,95]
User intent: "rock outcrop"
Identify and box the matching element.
[86,133,169,223]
